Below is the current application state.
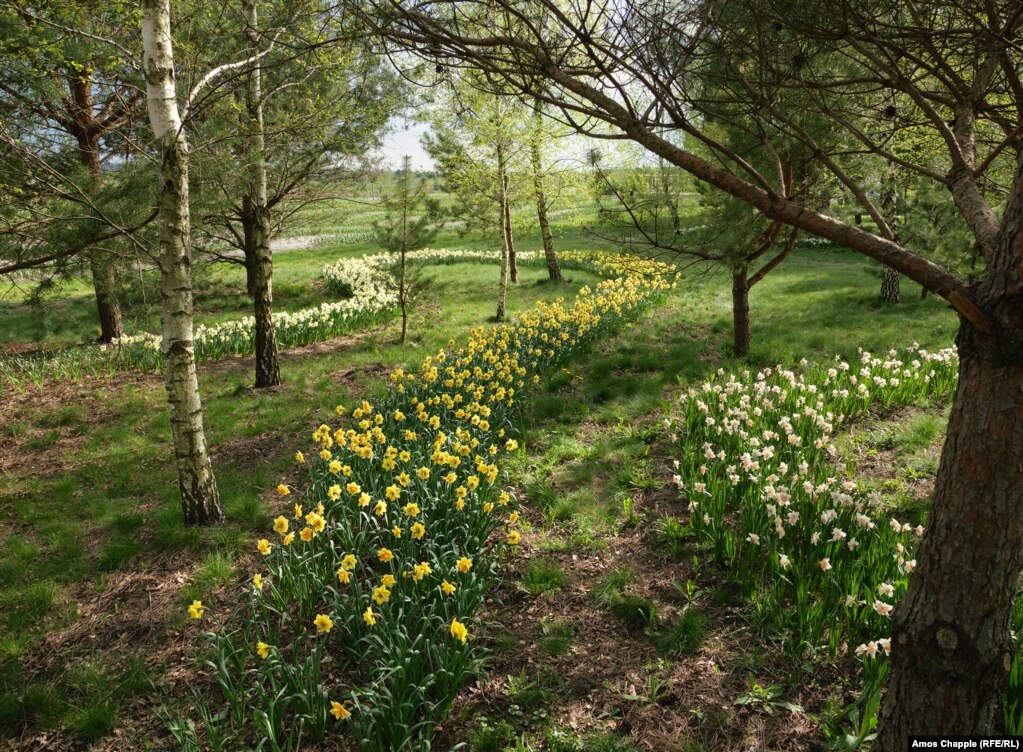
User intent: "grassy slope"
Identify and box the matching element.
[0,201,958,747]
[0,255,603,744]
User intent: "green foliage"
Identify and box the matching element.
[538,617,574,656]
[374,157,444,344]
[521,559,568,596]
[591,567,634,606]
[656,609,708,657]
[609,595,657,633]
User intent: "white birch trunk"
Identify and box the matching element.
[141,0,222,525]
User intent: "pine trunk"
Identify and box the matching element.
[880,264,901,303]
[72,102,125,342]
[89,255,124,342]
[496,240,508,321]
[531,106,562,282]
[877,320,1023,742]
[879,157,901,303]
[142,0,222,526]
[877,162,1023,743]
[244,0,281,389]
[503,168,517,284]
[496,142,511,319]
[242,200,257,298]
[731,265,750,358]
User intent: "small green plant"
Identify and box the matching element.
[539,617,574,656]
[621,671,673,706]
[471,716,514,752]
[591,567,634,605]
[619,495,639,528]
[656,608,708,657]
[521,558,568,595]
[733,675,804,715]
[610,595,657,633]
[657,516,691,559]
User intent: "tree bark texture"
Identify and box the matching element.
[70,76,125,342]
[877,153,1023,741]
[502,168,517,284]
[142,0,222,526]
[495,139,517,285]
[88,255,124,342]
[880,265,901,303]
[879,159,901,303]
[877,317,1023,743]
[731,266,750,358]
[496,182,509,321]
[243,0,281,389]
[531,106,562,282]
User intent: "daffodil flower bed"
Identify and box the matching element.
[104,248,646,374]
[666,345,958,718]
[188,254,674,750]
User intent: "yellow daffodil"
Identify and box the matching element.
[441,580,457,596]
[257,539,272,555]
[363,607,376,626]
[450,617,468,644]
[273,516,289,535]
[256,641,270,660]
[456,557,472,573]
[314,614,333,634]
[330,701,349,720]
[411,522,426,540]
[188,600,204,619]
[378,547,394,563]
[276,484,290,496]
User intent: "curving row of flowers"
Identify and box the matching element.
[666,345,959,738]
[184,253,675,751]
[107,248,646,374]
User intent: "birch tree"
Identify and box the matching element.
[424,79,529,318]
[141,0,221,525]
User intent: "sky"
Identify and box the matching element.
[378,119,435,171]
[375,114,654,173]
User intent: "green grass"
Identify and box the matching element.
[591,567,634,606]
[0,197,962,746]
[656,609,709,656]
[609,595,658,633]
[521,558,568,596]
[538,618,575,656]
